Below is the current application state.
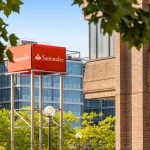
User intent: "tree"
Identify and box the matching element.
[67,112,115,150]
[0,108,79,150]
[73,0,150,49]
[0,108,115,150]
[0,0,23,64]
[0,108,10,149]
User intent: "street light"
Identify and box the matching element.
[75,132,82,150]
[43,106,55,150]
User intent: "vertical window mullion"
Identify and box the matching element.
[89,23,91,60]
[108,35,111,57]
[96,23,98,59]
[89,22,97,59]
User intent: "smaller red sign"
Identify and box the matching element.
[8,44,32,73]
[32,44,66,73]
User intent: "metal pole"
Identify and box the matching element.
[31,70,35,150]
[79,139,80,150]
[39,74,42,150]
[48,117,51,150]
[60,75,63,150]
[11,74,14,150]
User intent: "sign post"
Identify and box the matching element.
[31,70,35,150]
[11,74,14,150]
[8,44,66,150]
[39,74,42,150]
[60,75,64,150]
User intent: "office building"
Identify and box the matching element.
[83,0,150,149]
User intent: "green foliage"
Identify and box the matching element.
[67,112,115,150]
[0,108,79,150]
[73,0,150,49]
[0,0,22,64]
[0,109,115,150]
[0,108,11,150]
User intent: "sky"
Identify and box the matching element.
[4,0,89,57]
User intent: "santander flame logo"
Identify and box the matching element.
[35,54,41,60]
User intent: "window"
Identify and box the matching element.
[21,75,30,85]
[14,75,20,85]
[64,90,82,103]
[64,76,82,89]
[53,76,60,88]
[66,62,83,75]
[15,87,21,100]
[21,87,30,100]
[89,19,115,59]
[53,89,59,102]
[0,60,8,73]
[43,88,51,102]
[43,76,52,87]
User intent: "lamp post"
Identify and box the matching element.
[75,132,82,150]
[43,106,55,150]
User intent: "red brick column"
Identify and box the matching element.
[115,35,150,149]
[115,33,130,150]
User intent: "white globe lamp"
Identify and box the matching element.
[43,106,55,117]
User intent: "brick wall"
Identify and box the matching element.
[84,24,150,150]
[84,57,115,99]
[83,0,150,149]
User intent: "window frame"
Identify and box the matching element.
[89,20,115,60]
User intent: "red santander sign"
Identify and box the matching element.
[8,44,66,74]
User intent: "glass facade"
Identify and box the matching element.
[84,99,115,124]
[0,60,83,119]
[89,19,115,59]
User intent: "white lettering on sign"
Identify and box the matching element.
[14,54,30,62]
[35,54,64,62]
